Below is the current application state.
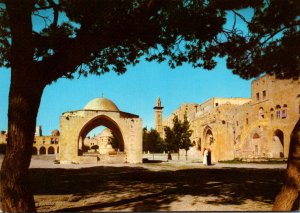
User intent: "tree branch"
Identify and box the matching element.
[259,21,300,47]
[35,0,164,84]
[231,10,250,24]
[47,0,59,27]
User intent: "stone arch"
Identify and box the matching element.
[48,146,55,155]
[253,133,260,139]
[272,129,284,158]
[32,147,38,155]
[203,126,214,146]
[259,107,265,119]
[78,114,125,155]
[250,130,264,155]
[39,146,46,155]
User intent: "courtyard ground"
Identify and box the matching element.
[0,155,287,212]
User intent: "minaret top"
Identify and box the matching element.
[154,96,164,109]
[156,97,161,107]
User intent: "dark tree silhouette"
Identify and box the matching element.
[0,0,299,212]
[143,128,163,154]
[164,114,193,160]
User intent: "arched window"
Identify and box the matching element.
[39,146,46,155]
[275,105,281,119]
[48,146,55,154]
[270,108,274,120]
[253,133,260,139]
[259,107,264,119]
[282,104,287,119]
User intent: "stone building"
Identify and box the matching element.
[59,97,143,164]
[32,129,60,155]
[162,75,300,162]
[84,128,115,155]
[0,128,59,156]
[0,97,143,165]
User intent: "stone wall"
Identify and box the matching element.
[163,75,300,162]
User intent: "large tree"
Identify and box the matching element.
[213,0,299,210]
[143,128,163,153]
[0,0,299,212]
[143,128,164,159]
[179,114,193,160]
[164,114,193,160]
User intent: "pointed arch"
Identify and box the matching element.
[78,114,125,155]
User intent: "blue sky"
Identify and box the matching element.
[0,8,254,136]
[0,58,251,135]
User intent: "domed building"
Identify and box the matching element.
[59,97,143,164]
[97,128,115,155]
[84,97,120,111]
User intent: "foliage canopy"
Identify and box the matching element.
[0,0,298,81]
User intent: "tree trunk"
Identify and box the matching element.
[273,118,300,210]
[0,73,45,212]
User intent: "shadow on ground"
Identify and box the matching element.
[29,166,285,212]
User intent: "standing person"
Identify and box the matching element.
[203,148,208,165]
[168,151,172,161]
[207,149,211,165]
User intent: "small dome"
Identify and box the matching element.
[98,128,113,138]
[51,129,60,136]
[83,97,119,111]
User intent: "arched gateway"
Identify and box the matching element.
[59,97,143,164]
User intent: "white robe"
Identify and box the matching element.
[203,150,208,165]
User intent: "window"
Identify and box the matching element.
[215,103,219,107]
[282,105,287,119]
[259,107,264,119]
[270,108,274,120]
[246,118,248,125]
[282,110,287,119]
[263,90,266,99]
[256,92,260,101]
[276,105,281,119]
[276,110,281,119]
[236,121,239,126]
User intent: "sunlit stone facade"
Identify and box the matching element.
[59,97,143,164]
[163,75,300,162]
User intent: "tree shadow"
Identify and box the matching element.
[29,166,285,212]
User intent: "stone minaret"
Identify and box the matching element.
[154,97,164,138]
